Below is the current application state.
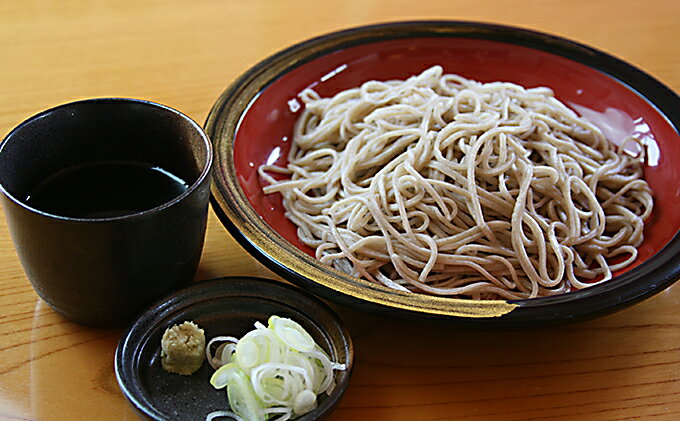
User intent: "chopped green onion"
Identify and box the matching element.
[227,368,265,421]
[205,410,245,421]
[268,315,315,353]
[205,316,346,421]
[293,389,317,415]
[210,363,242,389]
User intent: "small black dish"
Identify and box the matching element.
[115,277,354,421]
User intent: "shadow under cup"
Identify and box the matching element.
[0,98,213,328]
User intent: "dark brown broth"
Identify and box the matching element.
[25,160,189,218]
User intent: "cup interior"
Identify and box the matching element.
[0,98,211,214]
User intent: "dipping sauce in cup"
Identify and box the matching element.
[0,98,213,328]
[25,160,190,219]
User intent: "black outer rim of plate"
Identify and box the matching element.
[206,20,680,326]
[115,277,354,420]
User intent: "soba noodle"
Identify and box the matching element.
[259,66,653,300]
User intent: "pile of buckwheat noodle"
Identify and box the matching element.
[259,66,653,300]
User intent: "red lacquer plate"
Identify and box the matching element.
[206,21,680,325]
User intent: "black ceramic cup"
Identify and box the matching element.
[0,98,213,328]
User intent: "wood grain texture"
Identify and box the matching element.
[0,1,678,420]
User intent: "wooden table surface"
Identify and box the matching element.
[1,1,679,420]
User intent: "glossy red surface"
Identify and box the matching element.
[234,36,680,277]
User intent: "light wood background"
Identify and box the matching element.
[1,1,679,420]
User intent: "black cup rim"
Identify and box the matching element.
[0,97,213,222]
